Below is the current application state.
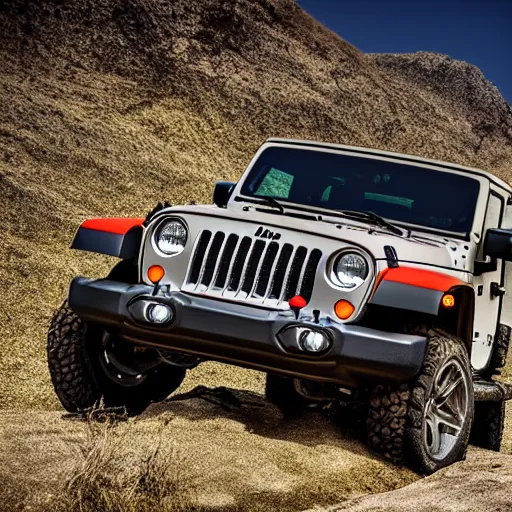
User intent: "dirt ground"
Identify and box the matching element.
[0,383,417,511]
[1,382,511,512]
[1,364,511,511]
[308,449,512,512]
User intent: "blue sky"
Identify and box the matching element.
[298,0,511,103]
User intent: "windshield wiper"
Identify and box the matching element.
[238,196,320,221]
[327,209,406,236]
[241,197,404,234]
[256,196,285,214]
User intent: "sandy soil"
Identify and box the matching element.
[1,382,511,511]
[1,385,417,511]
[307,449,512,512]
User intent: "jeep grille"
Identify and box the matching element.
[185,230,322,306]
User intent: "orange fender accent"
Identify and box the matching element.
[80,218,145,235]
[380,267,465,292]
[71,218,145,258]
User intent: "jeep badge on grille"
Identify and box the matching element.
[254,226,281,240]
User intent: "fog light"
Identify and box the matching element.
[146,303,173,324]
[300,329,330,353]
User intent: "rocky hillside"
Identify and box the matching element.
[369,51,512,153]
[1,0,511,409]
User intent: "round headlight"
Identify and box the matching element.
[155,220,187,255]
[334,253,369,289]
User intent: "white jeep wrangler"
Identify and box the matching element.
[48,139,512,474]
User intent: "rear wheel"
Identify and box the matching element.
[485,324,511,378]
[470,400,505,451]
[367,329,474,474]
[265,374,313,417]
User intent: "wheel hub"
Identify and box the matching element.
[98,333,162,387]
[423,358,469,461]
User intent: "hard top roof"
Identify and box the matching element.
[265,138,512,194]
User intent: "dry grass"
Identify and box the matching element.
[53,414,196,512]
[1,409,198,512]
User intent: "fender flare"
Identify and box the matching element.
[71,218,144,259]
[370,266,475,351]
[371,267,470,314]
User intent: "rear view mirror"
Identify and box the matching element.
[213,181,235,208]
[484,228,512,262]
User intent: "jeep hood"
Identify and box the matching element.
[162,205,474,273]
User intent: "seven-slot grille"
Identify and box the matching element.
[185,230,322,306]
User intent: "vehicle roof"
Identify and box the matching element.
[265,138,512,194]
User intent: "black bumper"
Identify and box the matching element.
[69,277,427,387]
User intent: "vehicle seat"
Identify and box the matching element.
[412,195,464,230]
[327,180,367,212]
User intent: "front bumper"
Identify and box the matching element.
[69,277,427,387]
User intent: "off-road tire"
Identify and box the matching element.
[485,324,511,377]
[47,260,138,411]
[470,400,505,451]
[48,302,186,414]
[265,373,311,417]
[48,301,100,412]
[367,328,474,474]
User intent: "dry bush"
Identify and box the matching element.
[51,412,196,512]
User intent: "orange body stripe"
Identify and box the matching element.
[80,218,144,235]
[382,267,463,292]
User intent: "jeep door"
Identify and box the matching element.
[471,188,507,371]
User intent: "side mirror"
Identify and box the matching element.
[484,228,512,262]
[213,181,235,208]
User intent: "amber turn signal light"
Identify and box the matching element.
[148,265,165,283]
[442,294,455,309]
[334,300,355,320]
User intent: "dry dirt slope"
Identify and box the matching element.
[1,0,512,510]
[1,0,512,410]
[1,387,511,512]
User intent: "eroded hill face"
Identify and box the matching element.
[1,0,511,408]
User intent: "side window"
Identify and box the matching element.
[472,191,505,371]
[502,201,512,229]
[254,168,293,199]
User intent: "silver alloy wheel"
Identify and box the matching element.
[423,358,470,461]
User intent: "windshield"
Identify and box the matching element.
[240,146,481,234]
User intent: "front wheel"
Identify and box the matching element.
[367,329,474,474]
[47,301,185,415]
